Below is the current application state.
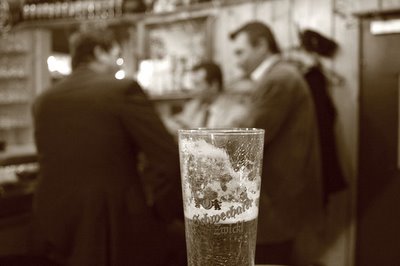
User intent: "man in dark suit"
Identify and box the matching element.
[31,26,185,266]
[229,21,323,265]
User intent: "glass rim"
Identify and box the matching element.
[178,128,265,135]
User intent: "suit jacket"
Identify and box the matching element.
[244,59,323,243]
[164,98,209,134]
[32,66,185,266]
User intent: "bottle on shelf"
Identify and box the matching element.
[0,0,22,33]
[123,0,146,14]
[115,0,124,16]
[61,0,69,18]
[54,0,63,19]
[20,0,131,21]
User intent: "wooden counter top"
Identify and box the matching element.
[0,145,38,218]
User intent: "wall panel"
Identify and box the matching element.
[214,2,256,81]
[380,0,400,9]
[352,0,379,12]
[270,0,291,49]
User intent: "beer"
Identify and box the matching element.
[185,218,258,266]
[178,129,264,266]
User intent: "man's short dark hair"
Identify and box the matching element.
[69,26,117,70]
[192,61,224,92]
[229,21,281,54]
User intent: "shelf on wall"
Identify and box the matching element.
[15,0,256,29]
[0,100,30,105]
[0,124,31,131]
[0,50,28,55]
[353,7,400,17]
[0,76,27,80]
[16,15,134,30]
[0,144,37,166]
[139,7,217,25]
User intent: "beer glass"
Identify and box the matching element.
[178,128,265,266]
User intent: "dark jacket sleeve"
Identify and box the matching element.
[117,80,183,223]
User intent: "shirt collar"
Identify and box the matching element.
[250,54,281,81]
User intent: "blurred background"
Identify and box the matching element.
[0,0,400,265]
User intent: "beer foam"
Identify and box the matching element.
[180,138,231,163]
[180,139,261,223]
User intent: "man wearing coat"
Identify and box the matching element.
[31,26,185,266]
[229,21,323,265]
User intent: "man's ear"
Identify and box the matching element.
[210,81,220,93]
[94,46,108,63]
[255,38,269,53]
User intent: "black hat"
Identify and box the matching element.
[299,29,338,58]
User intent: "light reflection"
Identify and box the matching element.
[48,54,127,80]
[137,60,153,88]
[116,58,124,66]
[115,69,125,80]
[47,54,71,76]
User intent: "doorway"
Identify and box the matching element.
[358,14,400,266]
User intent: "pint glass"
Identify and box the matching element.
[178,128,265,266]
